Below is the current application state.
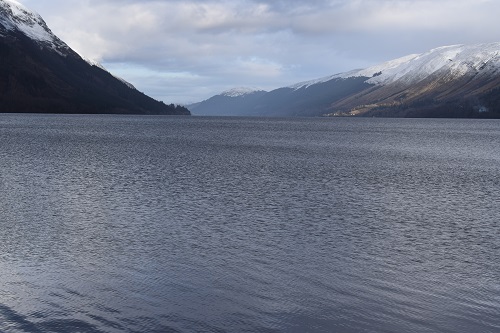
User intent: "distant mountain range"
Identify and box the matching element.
[0,0,189,115]
[188,88,268,116]
[189,43,500,118]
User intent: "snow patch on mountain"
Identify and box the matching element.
[363,43,500,85]
[0,0,68,52]
[288,73,350,90]
[83,57,107,70]
[83,56,136,90]
[352,54,420,82]
[291,43,500,90]
[115,76,136,90]
[220,87,266,97]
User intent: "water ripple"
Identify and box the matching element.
[0,115,499,332]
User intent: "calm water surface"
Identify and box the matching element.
[0,114,499,332]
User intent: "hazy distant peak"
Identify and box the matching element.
[220,87,266,97]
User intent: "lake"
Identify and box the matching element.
[0,114,499,332]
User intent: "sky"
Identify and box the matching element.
[21,0,500,104]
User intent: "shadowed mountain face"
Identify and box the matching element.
[0,0,189,115]
[188,78,372,117]
[188,90,268,116]
[192,43,500,118]
[328,68,500,118]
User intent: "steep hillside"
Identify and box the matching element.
[0,0,189,115]
[327,44,500,117]
[192,43,500,118]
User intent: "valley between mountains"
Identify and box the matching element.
[189,43,500,118]
[1,0,499,117]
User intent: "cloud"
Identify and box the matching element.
[21,0,500,103]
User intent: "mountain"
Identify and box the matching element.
[0,0,190,115]
[192,43,500,118]
[188,88,267,116]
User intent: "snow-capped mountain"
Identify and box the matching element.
[0,0,189,114]
[190,43,500,118]
[328,43,500,117]
[0,0,69,54]
[291,43,500,90]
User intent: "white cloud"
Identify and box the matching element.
[21,0,500,103]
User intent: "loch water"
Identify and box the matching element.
[0,114,499,333]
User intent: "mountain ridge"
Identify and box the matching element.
[191,43,500,118]
[0,0,189,115]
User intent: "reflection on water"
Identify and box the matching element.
[0,114,499,332]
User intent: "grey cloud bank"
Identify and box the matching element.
[23,0,500,104]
